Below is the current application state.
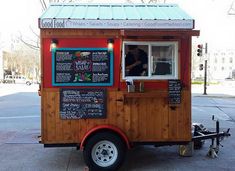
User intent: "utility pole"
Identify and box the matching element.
[203,43,208,95]
[203,59,207,95]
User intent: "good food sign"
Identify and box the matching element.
[40,18,194,29]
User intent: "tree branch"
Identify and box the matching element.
[17,32,40,51]
[29,26,40,39]
[42,0,47,9]
[39,0,46,11]
[228,0,235,15]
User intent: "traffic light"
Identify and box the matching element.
[199,64,203,70]
[197,44,203,56]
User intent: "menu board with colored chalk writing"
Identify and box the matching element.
[52,48,113,86]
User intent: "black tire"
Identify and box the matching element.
[83,131,126,171]
[26,81,31,86]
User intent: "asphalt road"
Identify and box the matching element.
[0,84,234,171]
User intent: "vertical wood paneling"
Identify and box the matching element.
[130,98,139,140]
[63,120,72,142]
[138,98,147,140]
[146,98,154,139]
[169,106,179,140]
[42,89,191,143]
[168,91,192,141]
[54,91,64,141]
[116,92,124,129]
[183,91,192,140]
[46,92,56,141]
[41,91,47,143]
[162,98,169,140]
[107,91,117,125]
[150,98,165,140]
[124,99,131,138]
[78,119,88,142]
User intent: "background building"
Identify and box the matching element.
[0,50,3,81]
[192,47,235,82]
[209,49,235,80]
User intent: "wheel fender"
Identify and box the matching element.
[80,125,130,150]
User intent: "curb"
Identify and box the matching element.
[192,94,235,98]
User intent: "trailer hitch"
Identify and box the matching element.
[192,115,231,158]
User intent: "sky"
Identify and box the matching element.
[0,0,235,51]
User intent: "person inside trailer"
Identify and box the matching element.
[125,45,148,76]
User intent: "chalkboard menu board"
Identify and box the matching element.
[52,48,113,86]
[60,88,106,119]
[168,80,181,104]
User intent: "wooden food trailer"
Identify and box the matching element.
[39,3,200,170]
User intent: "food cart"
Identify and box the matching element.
[38,3,229,170]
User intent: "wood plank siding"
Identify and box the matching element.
[41,89,191,143]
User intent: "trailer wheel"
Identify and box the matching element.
[83,132,126,171]
[26,81,31,86]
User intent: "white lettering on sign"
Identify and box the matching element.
[40,18,53,28]
[40,19,194,29]
[54,19,65,28]
[74,60,92,72]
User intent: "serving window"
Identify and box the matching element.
[122,41,178,80]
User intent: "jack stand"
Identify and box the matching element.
[207,145,218,158]
[207,138,219,158]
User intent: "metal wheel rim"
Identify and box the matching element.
[91,140,118,167]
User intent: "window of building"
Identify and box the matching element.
[214,58,217,63]
[222,58,225,63]
[230,57,233,63]
[123,41,178,80]
[222,66,225,71]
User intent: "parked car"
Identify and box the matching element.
[3,75,32,85]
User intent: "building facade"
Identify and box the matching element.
[209,49,235,79]
[0,50,3,81]
[192,49,235,81]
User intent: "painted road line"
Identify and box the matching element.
[0,116,40,119]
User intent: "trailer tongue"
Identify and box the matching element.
[191,116,231,158]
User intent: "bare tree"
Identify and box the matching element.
[19,0,87,51]
[18,29,40,51]
[3,41,40,80]
[0,34,5,50]
[40,0,47,11]
[228,0,235,15]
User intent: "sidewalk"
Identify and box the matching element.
[192,83,235,98]
[0,83,39,97]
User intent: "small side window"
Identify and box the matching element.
[151,45,175,76]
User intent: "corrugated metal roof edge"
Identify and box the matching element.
[48,3,179,7]
[39,3,194,23]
